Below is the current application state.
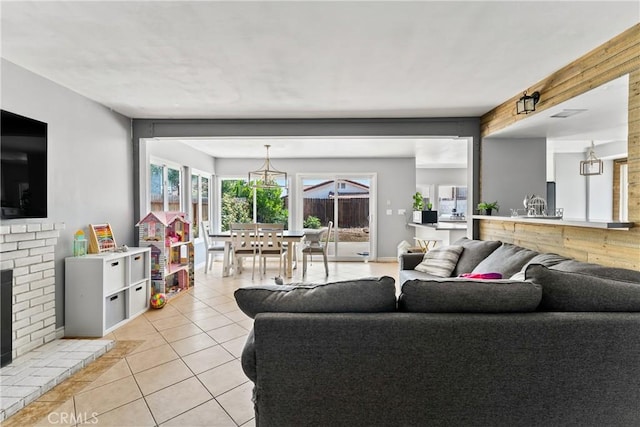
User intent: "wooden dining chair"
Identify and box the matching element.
[230,223,259,279]
[257,223,287,277]
[201,221,225,274]
[302,221,333,277]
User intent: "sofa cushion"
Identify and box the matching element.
[233,276,397,319]
[510,253,569,280]
[525,264,640,312]
[551,259,640,283]
[414,245,464,277]
[398,278,542,313]
[472,243,539,279]
[450,238,502,276]
[399,269,443,285]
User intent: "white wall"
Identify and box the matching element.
[554,154,614,221]
[147,140,216,176]
[1,59,133,328]
[587,159,613,221]
[555,153,586,220]
[482,138,546,215]
[216,157,416,259]
[552,140,624,221]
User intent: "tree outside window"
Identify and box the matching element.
[220,179,288,231]
[150,162,181,212]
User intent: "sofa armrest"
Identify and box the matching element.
[399,252,424,270]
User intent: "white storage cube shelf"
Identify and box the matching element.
[65,247,151,337]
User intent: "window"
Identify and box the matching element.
[438,185,467,215]
[149,160,182,212]
[219,178,288,231]
[220,179,251,232]
[150,164,164,212]
[191,171,211,238]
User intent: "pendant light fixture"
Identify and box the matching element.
[248,144,288,188]
[580,141,604,176]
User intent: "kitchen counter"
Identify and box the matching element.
[472,215,634,230]
[408,222,469,246]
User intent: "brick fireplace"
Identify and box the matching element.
[0,222,64,362]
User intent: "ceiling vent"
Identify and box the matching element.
[550,109,587,118]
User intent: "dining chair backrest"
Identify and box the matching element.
[323,221,333,249]
[302,221,333,277]
[257,223,285,248]
[230,223,259,278]
[201,220,225,273]
[230,223,258,254]
[201,221,211,247]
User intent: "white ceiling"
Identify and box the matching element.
[489,74,629,155]
[2,1,638,165]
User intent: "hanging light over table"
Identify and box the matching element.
[248,144,288,188]
[580,141,604,176]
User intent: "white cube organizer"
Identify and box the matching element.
[65,247,151,337]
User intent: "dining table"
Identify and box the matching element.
[209,229,306,278]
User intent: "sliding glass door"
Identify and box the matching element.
[299,175,374,261]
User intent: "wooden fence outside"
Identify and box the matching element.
[303,198,369,228]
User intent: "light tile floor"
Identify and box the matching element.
[2,259,398,427]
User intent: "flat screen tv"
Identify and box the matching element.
[1,110,48,219]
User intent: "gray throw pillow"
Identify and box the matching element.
[525,263,640,312]
[472,243,539,279]
[398,278,542,313]
[414,245,464,277]
[450,238,502,276]
[233,276,397,319]
[510,253,569,280]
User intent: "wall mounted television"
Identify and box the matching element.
[1,110,48,219]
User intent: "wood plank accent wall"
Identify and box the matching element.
[479,24,640,270]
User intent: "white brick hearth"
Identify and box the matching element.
[0,222,65,359]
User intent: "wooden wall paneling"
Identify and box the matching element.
[514,223,565,248]
[629,70,640,223]
[481,24,640,138]
[479,24,640,270]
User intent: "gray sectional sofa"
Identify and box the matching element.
[235,238,640,426]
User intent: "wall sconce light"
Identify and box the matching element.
[516,91,540,114]
[579,141,603,176]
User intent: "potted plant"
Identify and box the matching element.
[477,201,500,216]
[412,192,424,211]
[303,215,322,229]
[412,192,437,223]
